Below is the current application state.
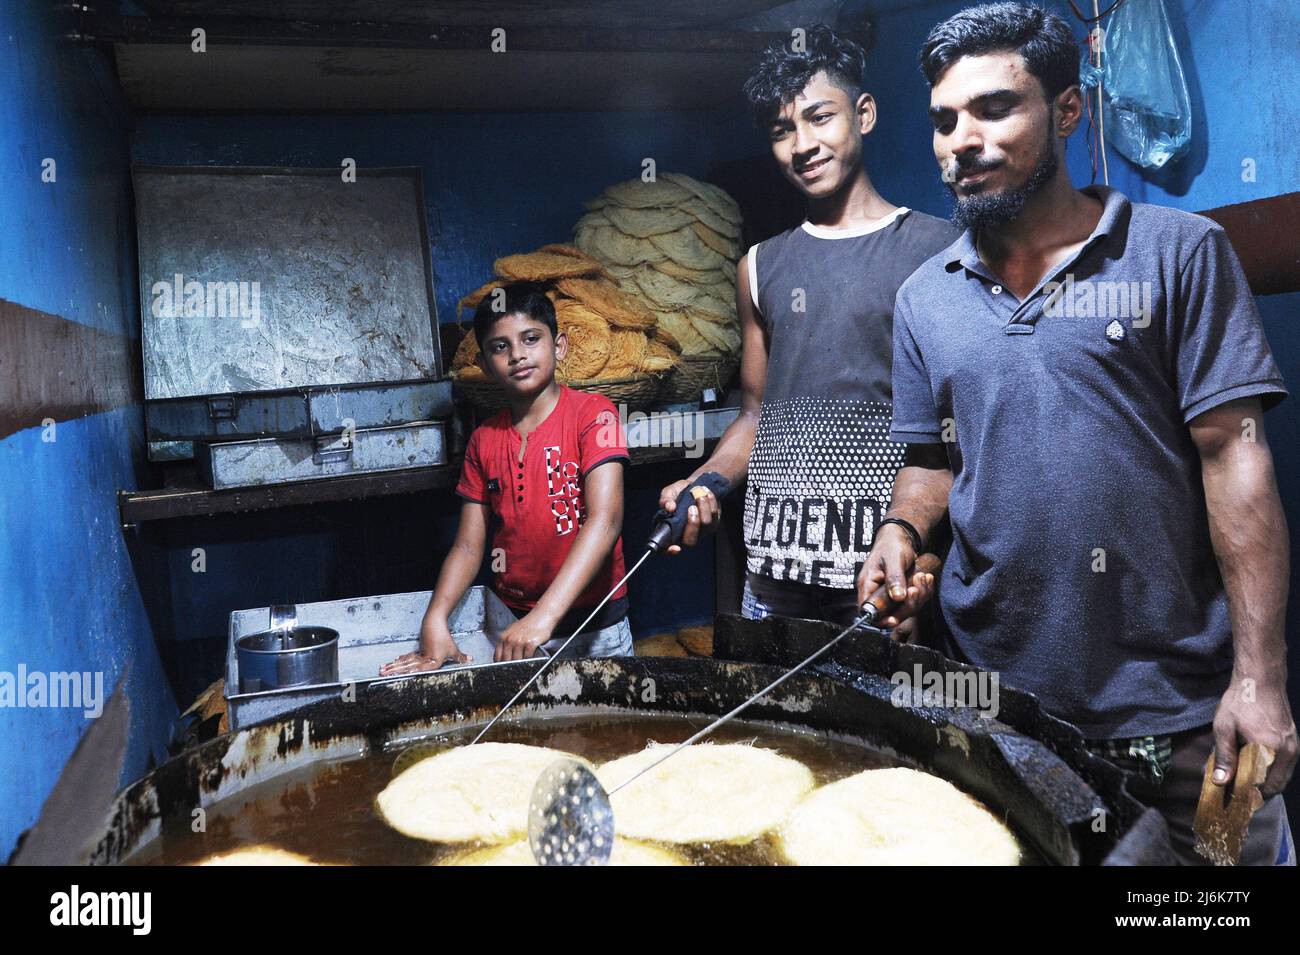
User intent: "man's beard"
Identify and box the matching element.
[948,135,1058,231]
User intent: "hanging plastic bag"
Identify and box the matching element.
[1101,0,1192,169]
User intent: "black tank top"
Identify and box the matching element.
[743,208,959,588]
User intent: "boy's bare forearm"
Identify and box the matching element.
[423,505,489,630]
[425,539,485,622]
[529,514,622,628]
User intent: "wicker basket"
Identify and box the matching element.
[454,373,665,416]
[659,354,740,404]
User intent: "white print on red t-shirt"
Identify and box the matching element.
[545,445,584,536]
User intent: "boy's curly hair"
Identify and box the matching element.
[742,24,868,126]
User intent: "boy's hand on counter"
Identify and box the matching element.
[496,613,554,662]
[380,620,470,675]
[657,478,721,554]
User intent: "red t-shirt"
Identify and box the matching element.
[456,387,630,614]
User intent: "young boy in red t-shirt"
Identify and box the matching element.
[382,282,632,674]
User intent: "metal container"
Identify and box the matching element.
[223,586,535,729]
[235,626,340,693]
[145,377,454,444]
[90,612,1174,866]
[196,419,448,490]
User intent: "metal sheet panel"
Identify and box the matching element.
[134,166,440,400]
[197,420,448,489]
[146,439,194,462]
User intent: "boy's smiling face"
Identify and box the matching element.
[765,70,873,200]
[478,311,567,399]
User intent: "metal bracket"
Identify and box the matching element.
[312,433,354,465]
[269,604,297,631]
[207,395,236,420]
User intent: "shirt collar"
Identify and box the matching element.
[942,184,1131,275]
[497,383,569,434]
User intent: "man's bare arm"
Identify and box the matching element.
[856,443,953,626]
[883,443,953,546]
[1191,397,1296,795]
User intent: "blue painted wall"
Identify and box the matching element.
[0,1,177,859]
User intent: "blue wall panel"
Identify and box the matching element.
[0,1,176,859]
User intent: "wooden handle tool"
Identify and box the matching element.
[1192,741,1274,865]
[859,552,943,624]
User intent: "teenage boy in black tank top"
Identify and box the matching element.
[659,26,955,632]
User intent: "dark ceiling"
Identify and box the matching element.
[94,1,870,111]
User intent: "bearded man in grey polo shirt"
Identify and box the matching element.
[861,2,1297,865]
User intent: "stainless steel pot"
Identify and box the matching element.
[235,626,339,692]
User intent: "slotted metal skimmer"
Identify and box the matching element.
[526,552,941,865]
[527,611,885,865]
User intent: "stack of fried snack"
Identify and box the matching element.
[633,624,713,659]
[448,244,681,387]
[573,173,743,360]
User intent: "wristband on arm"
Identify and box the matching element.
[876,517,924,555]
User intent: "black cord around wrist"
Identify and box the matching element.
[876,517,923,554]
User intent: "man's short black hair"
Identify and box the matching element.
[743,24,868,126]
[919,2,1079,102]
[472,281,557,348]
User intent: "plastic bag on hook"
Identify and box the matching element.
[1102,0,1192,169]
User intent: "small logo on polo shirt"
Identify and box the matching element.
[486,478,500,492]
[1105,319,1126,342]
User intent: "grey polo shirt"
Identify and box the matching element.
[891,185,1287,738]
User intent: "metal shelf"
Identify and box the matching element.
[117,462,462,526]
